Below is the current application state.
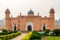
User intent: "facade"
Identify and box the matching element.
[5,8,55,31]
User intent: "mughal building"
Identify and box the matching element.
[5,8,55,31]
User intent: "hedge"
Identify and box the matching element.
[0,35,9,40]
[22,31,41,40]
[0,32,21,40]
[22,32,32,40]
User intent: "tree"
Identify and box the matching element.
[53,29,60,36]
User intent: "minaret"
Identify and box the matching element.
[5,8,11,30]
[20,12,21,16]
[49,8,55,30]
[49,8,55,18]
[5,8,10,18]
[38,12,39,16]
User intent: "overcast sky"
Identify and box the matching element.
[0,0,60,20]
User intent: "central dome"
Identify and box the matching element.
[28,9,34,14]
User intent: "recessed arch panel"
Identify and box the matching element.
[26,22,34,31]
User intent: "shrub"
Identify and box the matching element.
[2,29,8,33]
[0,32,21,40]
[38,31,46,36]
[22,31,41,40]
[0,32,8,35]
[30,31,41,40]
[49,32,54,36]
[22,32,32,40]
[45,29,51,33]
[45,29,51,35]
[0,29,8,35]
[8,34,14,39]
[8,32,21,39]
[4,35,9,40]
[53,29,60,36]
[16,32,21,35]
[8,31,18,34]
[13,31,18,33]
[0,35,9,40]
[8,31,13,34]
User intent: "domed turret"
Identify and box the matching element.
[49,8,55,18]
[5,8,10,18]
[49,8,55,13]
[5,8,10,13]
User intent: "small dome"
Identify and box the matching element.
[5,8,10,13]
[49,8,55,13]
[28,9,34,14]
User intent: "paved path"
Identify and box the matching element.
[11,33,27,40]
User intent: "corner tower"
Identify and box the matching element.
[49,8,55,30]
[5,9,10,18]
[49,8,55,18]
[5,9,11,30]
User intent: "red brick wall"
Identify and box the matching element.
[5,15,54,31]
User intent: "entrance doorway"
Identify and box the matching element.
[13,24,16,31]
[43,24,46,31]
[26,22,33,31]
[27,25,32,31]
[14,24,16,31]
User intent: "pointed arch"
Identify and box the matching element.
[12,24,16,31]
[43,24,46,31]
[26,22,34,31]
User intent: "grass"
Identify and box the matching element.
[46,36,60,40]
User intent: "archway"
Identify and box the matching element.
[14,24,16,31]
[26,22,33,31]
[27,25,32,31]
[43,24,46,31]
[12,24,16,31]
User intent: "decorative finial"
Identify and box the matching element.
[38,12,39,16]
[20,12,21,16]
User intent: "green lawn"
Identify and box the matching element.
[46,36,60,40]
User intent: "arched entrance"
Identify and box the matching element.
[26,22,33,31]
[14,24,16,31]
[12,24,16,31]
[27,25,32,31]
[43,24,46,31]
